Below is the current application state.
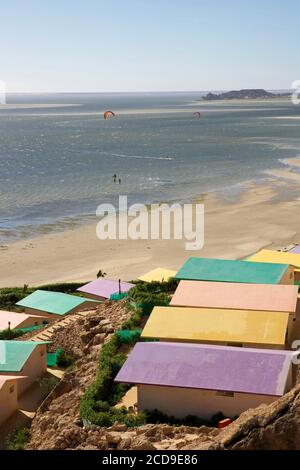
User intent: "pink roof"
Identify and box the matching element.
[77,278,134,299]
[0,311,44,331]
[170,281,298,313]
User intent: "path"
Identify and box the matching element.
[29,309,93,342]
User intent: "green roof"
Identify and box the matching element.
[0,341,48,372]
[175,258,289,284]
[16,290,96,315]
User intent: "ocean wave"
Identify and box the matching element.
[279,157,300,167]
[99,151,174,161]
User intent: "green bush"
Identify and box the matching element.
[6,425,31,450]
[37,376,59,393]
[144,409,226,427]
[115,329,142,344]
[80,287,161,428]
[80,332,143,426]
[130,278,178,296]
[0,282,84,310]
[121,307,143,330]
[36,282,84,293]
[0,328,25,340]
[56,350,75,368]
[127,279,178,315]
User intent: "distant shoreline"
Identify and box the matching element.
[201,88,291,102]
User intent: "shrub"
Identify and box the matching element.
[37,377,59,393]
[6,426,31,450]
[56,350,75,368]
[121,307,143,330]
[144,409,225,427]
[80,332,141,426]
[0,282,84,310]
[115,329,142,344]
[80,292,154,428]
[97,270,106,278]
[0,328,24,340]
[127,279,178,315]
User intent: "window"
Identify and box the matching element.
[216,390,234,398]
[9,385,15,394]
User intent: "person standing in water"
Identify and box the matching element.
[113,174,117,183]
[118,178,121,184]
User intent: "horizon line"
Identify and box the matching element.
[4,88,292,95]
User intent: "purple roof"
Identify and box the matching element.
[115,342,293,396]
[77,278,134,298]
[289,246,300,254]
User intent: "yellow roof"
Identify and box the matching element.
[141,306,289,346]
[138,268,177,283]
[248,249,300,269]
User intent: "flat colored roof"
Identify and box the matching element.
[0,311,45,331]
[138,268,177,283]
[16,290,96,315]
[249,249,300,269]
[77,279,134,298]
[175,257,289,284]
[170,281,298,313]
[141,306,289,346]
[0,341,48,372]
[289,246,300,254]
[115,342,293,396]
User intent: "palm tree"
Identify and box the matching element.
[97,269,107,278]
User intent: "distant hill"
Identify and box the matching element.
[202,89,290,101]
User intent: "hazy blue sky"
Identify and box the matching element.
[1,0,299,92]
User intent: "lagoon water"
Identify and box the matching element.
[1,92,300,243]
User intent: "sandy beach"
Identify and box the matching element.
[1,178,300,287]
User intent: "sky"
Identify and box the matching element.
[1,0,299,93]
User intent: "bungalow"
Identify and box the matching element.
[16,290,98,321]
[138,268,177,283]
[175,257,293,285]
[77,279,134,301]
[248,249,300,282]
[0,311,47,331]
[115,342,294,420]
[141,306,291,349]
[170,281,298,320]
[0,341,48,396]
[0,376,25,425]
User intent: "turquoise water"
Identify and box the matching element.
[1,92,300,243]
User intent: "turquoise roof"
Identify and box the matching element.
[16,290,97,315]
[175,257,289,284]
[0,341,48,372]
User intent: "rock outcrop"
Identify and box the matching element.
[183,385,300,450]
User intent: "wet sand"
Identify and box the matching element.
[1,178,300,287]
